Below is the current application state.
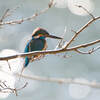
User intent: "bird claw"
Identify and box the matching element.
[30,55,45,62]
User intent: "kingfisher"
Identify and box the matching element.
[24,27,62,68]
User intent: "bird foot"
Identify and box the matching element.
[30,55,45,62]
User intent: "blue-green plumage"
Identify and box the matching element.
[24,37,46,67]
[24,56,29,67]
[24,27,62,67]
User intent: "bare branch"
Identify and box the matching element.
[0,0,54,25]
[75,46,100,54]
[69,39,100,50]
[1,70,100,89]
[75,48,94,54]
[0,2,99,60]
[63,16,100,49]
[0,9,10,22]
[16,82,28,91]
[0,81,28,96]
[0,38,99,61]
[0,15,99,61]
[15,73,100,88]
[76,5,95,19]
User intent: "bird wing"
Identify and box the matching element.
[24,38,47,66]
[24,39,32,53]
[29,39,46,51]
[29,39,47,61]
[24,39,32,67]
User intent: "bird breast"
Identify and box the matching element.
[29,38,47,51]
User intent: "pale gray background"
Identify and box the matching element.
[0,0,100,100]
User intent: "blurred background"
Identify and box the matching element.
[0,0,100,100]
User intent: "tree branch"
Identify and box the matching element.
[14,73,100,88]
[0,9,10,23]
[0,39,99,61]
[0,81,28,96]
[0,0,54,25]
[63,16,100,49]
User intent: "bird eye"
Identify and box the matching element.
[34,34,43,39]
[38,34,43,37]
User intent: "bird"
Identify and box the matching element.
[24,27,62,68]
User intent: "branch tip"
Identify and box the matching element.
[75,5,95,19]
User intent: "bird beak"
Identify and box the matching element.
[47,34,62,39]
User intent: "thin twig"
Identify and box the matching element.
[0,0,54,25]
[0,9,10,22]
[76,5,95,19]
[7,60,11,71]
[0,82,28,96]
[75,49,94,54]
[63,17,100,49]
[16,82,28,91]
[69,39,100,50]
[55,27,67,49]
[75,46,100,54]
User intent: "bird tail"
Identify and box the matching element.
[19,57,29,81]
[24,57,29,67]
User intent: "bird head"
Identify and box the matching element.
[32,28,62,39]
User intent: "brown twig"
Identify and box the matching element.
[0,9,10,22]
[75,46,100,54]
[55,27,67,49]
[75,48,94,54]
[0,0,54,25]
[7,60,11,71]
[0,81,28,96]
[69,39,100,50]
[76,5,95,19]
[63,16,100,49]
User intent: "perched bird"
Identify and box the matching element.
[24,27,62,68]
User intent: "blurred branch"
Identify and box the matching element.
[1,69,100,89]
[15,73,100,88]
[76,5,95,19]
[0,0,54,25]
[0,81,28,96]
